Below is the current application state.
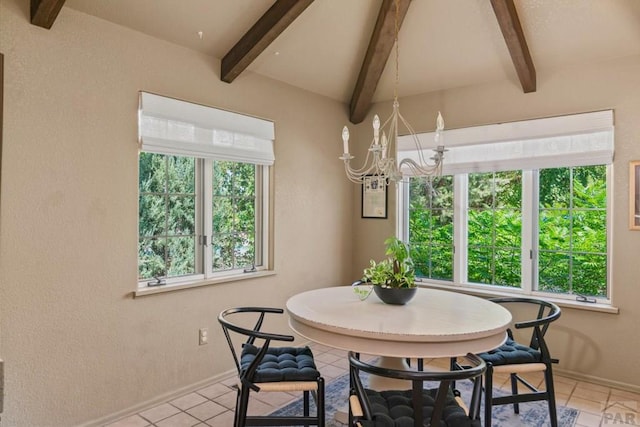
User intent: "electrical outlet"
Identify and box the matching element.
[199,328,209,345]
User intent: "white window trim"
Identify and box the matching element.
[397,111,615,311]
[134,270,277,298]
[137,158,273,290]
[413,279,618,314]
[398,167,614,309]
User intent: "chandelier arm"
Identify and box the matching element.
[398,158,442,177]
[343,146,392,183]
[397,110,435,167]
[379,110,396,132]
[345,149,379,176]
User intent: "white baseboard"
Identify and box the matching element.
[80,369,237,427]
[555,367,640,394]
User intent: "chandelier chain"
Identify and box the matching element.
[394,0,400,101]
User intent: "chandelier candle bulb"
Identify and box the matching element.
[437,111,444,131]
[435,111,444,144]
[342,126,350,154]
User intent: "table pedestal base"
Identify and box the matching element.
[367,356,413,390]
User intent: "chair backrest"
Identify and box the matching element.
[349,352,486,427]
[218,307,295,379]
[490,297,561,355]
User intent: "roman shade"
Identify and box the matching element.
[138,92,275,165]
[398,110,614,175]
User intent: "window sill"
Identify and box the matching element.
[133,270,276,298]
[416,280,619,314]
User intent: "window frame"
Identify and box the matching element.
[136,92,275,294]
[137,154,272,290]
[397,111,614,307]
[399,165,613,305]
[206,159,271,278]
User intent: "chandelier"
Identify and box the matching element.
[339,0,446,184]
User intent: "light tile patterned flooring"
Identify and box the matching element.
[105,343,640,427]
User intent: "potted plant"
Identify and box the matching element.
[361,236,417,304]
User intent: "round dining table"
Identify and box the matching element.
[286,286,512,359]
[287,286,512,422]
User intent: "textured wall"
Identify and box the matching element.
[3,0,640,425]
[353,53,640,389]
[0,0,353,425]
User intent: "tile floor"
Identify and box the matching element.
[105,343,640,427]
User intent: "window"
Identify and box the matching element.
[137,92,273,288]
[467,171,522,288]
[399,111,613,301]
[211,161,261,271]
[537,165,608,297]
[408,175,454,281]
[139,154,197,280]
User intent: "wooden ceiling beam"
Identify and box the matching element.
[31,0,67,29]
[349,0,411,124]
[221,0,314,83]
[490,0,536,93]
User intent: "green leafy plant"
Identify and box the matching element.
[362,237,416,288]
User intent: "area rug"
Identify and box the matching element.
[270,372,579,426]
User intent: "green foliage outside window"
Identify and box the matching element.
[138,154,259,282]
[468,171,522,287]
[138,153,196,280]
[407,165,607,297]
[538,165,607,296]
[212,161,257,271]
[409,176,454,281]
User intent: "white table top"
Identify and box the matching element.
[286,286,512,358]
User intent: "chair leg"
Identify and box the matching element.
[303,390,310,417]
[485,365,494,427]
[450,357,459,390]
[233,388,242,427]
[317,377,325,426]
[510,373,520,414]
[236,386,251,427]
[545,366,559,427]
[469,376,483,421]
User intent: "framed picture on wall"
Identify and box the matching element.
[362,175,387,219]
[630,161,640,230]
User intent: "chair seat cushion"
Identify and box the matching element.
[240,344,320,383]
[479,337,542,365]
[361,388,481,427]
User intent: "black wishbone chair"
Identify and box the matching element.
[458,297,561,427]
[348,352,485,427]
[218,307,325,427]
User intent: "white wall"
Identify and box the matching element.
[0,1,354,425]
[354,54,640,389]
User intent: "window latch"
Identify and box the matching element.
[243,264,257,273]
[575,294,597,304]
[147,276,166,287]
[200,235,208,246]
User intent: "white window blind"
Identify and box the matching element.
[398,110,614,175]
[138,92,275,165]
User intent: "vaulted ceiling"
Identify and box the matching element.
[32,0,640,124]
